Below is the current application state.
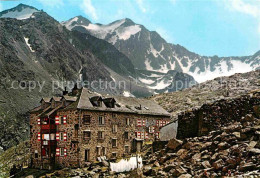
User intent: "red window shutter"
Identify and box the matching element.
[64,148,67,157]
[63,116,67,124]
[37,133,41,141]
[56,148,60,156]
[37,118,41,125]
[145,132,149,139]
[42,148,46,156]
[64,132,67,141]
[156,132,160,139]
[142,120,146,126]
[56,132,60,141]
[55,116,59,125]
[136,131,141,138]
[137,119,142,127]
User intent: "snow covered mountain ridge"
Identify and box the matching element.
[62,16,260,83]
[0,4,39,20]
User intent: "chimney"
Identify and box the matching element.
[63,87,68,95]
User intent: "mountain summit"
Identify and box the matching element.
[0,4,39,20]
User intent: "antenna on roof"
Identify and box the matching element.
[63,87,68,96]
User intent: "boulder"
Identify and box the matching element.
[212,159,224,170]
[167,138,183,150]
[201,161,211,169]
[239,162,257,172]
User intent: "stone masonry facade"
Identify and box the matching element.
[30,88,171,169]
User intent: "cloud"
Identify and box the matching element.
[38,0,64,8]
[81,0,98,20]
[136,0,146,13]
[227,0,260,17]
[225,0,260,33]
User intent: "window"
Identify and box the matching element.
[156,132,160,139]
[124,132,129,139]
[112,113,116,118]
[42,134,50,140]
[112,152,117,158]
[102,147,106,156]
[60,117,64,125]
[137,119,142,127]
[83,131,91,140]
[149,126,155,133]
[126,118,130,125]
[85,149,89,162]
[83,115,91,125]
[43,140,48,145]
[60,148,64,156]
[60,132,64,141]
[74,124,79,137]
[98,131,104,139]
[42,118,49,125]
[97,101,102,107]
[112,125,117,133]
[96,146,101,156]
[50,133,55,140]
[112,139,117,148]
[34,150,38,158]
[125,146,129,153]
[98,116,105,125]
[55,116,67,125]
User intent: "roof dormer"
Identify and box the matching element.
[90,96,103,107]
[103,98,116,108]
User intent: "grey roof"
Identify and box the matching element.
[62,95,77,102]
[76,88,170,117]
[40,97,51,103]
[51,97,62,102]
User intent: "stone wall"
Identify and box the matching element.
[29,112,42,168]
[177,91,260,139]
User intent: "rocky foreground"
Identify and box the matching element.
[143,116,260,177]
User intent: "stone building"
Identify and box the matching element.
[30,87,171,169]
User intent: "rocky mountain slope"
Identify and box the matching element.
[63,16,260,83]
[151,70,260,118]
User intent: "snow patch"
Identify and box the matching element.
[63,17,79,30]
[139,77,155,85]
[190,60,254,83]
[83,19,126,39]
[0,7,38,20]
[148,78,172,90]
[144,58,154,71]
[123,91,134,97]
[110,155,143,172]
[117,25,141,40]
[24,37,35,52]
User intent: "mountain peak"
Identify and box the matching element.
[0,3,39,20]
[61,16,91,30]
[15,3,38,10]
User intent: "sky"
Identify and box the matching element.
[0,0,260,57]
